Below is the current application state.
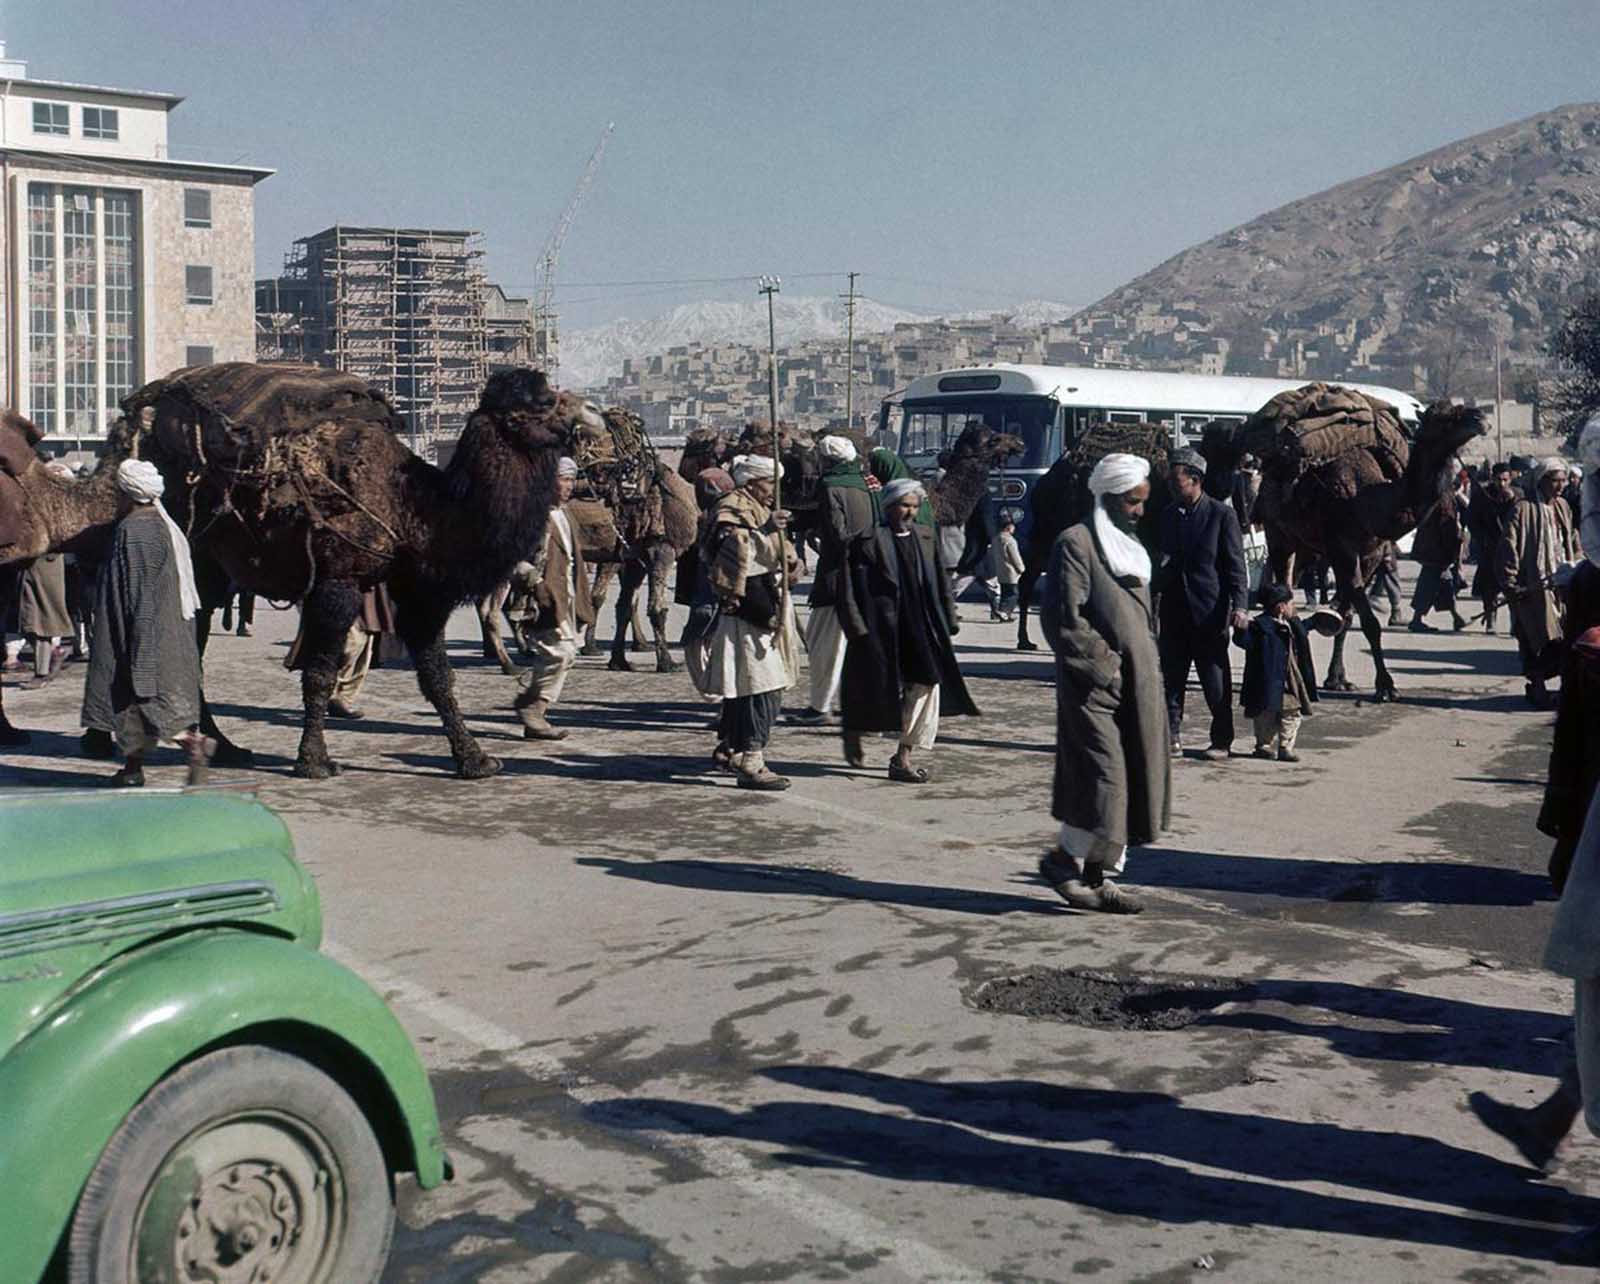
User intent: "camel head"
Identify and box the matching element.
[947,419,1025,469]
[478,367,604,455]
[1198,419,1248,471]
[1414,401,1487,458]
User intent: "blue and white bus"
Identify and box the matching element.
[883,364,1422,538]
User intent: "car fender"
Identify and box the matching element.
[0,928,447,1283]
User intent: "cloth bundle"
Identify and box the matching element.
[1242,383,1407,478]
[1068,420,1171,478]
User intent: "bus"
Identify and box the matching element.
[882,363,1423,538]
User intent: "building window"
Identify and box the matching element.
[184,188,212,228]
[186,265,214,305]
[25,183,142,436]
[82,106,119,140]
[32,101,69,136]
[185,345,215,368]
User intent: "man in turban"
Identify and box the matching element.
[1498,456,1580,708]
[790,434,880,725]
[511,456,594,740]
[81,459,210,786]
[1037,453,1169,913]
[688,453,799,789]
[837,475,977,782]
[1155,446,1248,760]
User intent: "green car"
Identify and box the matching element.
[0,790,449,1284]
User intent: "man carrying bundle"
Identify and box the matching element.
[1498,457,1580,709]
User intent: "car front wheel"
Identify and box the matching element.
[68,1045,395,1284]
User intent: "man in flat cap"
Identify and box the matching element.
[1155,446,1248,760]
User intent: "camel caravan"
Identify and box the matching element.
[0,358,1480,777]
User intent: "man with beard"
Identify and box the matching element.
[1498,457,1580,708]
[1037,453,1170,914]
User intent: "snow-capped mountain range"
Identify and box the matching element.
[559,296,1077,389]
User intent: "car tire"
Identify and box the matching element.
[67,1045,395,1284]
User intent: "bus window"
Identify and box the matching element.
[1108,411,1143,425]
[902,408,948,458]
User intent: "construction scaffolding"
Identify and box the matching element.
[257,226,490,456]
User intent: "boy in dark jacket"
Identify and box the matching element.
[1236,582,1318,762]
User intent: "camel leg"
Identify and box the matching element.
[582,563,615,657]
[608,558,646,672]
[1351,584,1396,702]
[195,606,254,766]
[476,585,519,676]
[1015,567,1041,651]
[648,544,680,674]
[291,582,361,780]
[393,587,502,780]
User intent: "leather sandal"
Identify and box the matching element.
[842,731,866,769]
[887,760,929,784]
[711,743,735,772]
[110,765,145,788]
[735,767,791,791]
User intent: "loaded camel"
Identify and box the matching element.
[1212,387,1485,701]
[128,362,603,779]
[476,408,700,675]
[0,410,132,744]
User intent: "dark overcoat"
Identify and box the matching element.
[809,473,879,608]
[1238,614,1318,719]
[837,524,978,733]
[1041,522,1170,846]
[1154,492,1248,627]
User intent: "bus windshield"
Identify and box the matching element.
[897,395,1058,470]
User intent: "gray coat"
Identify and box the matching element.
[809,477,878,608]
[82,507,201,743]
[19,553,73,637]
[1041,522,1170,847]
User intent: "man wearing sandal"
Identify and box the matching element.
[81,460,213,787]
[693,453,801,791]
[837,477,977,783]
[1037,452,1170,914]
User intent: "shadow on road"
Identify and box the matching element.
[1127,846,1554,907]
[575,855,1066,917]
[592,1066,1593,1263]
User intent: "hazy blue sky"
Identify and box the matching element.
[14,0,1600,327]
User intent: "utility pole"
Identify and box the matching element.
[758,273,785,607]
[840,270,859,432]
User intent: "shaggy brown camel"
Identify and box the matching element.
[1236,398,1485,701]
[127,362,603,779]
[0,410,131,743]
[476,410,699,675]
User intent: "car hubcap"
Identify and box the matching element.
[136,1113,346,1284]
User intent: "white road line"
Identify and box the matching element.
[327,941,985,1283]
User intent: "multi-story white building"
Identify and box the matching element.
[0,44,272,448]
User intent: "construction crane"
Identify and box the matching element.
[533,122,614,384]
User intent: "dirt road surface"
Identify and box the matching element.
[4,575,1590,1282]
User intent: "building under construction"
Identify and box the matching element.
[255,226,497,455]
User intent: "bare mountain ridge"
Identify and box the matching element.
[1078,102,1600,386]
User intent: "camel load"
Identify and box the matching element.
[1241,382,1409,493]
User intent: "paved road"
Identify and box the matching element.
[4,576,1591,1282]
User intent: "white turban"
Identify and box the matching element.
[730,454,780,485]
[881,477,925,507]
[819,435,857,463]
[1087,453,1151,497]
[1541,456,1569,479]
[115,458,201,619]
[557,457,579,479]
[117,458,165,502]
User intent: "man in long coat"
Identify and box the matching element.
[791,435,879,724]
[1498,457,1579,708]
[837,476,978,783]
[1039,452,1170,914]
[512,457,595,741]
[688,453,799,791]
[1468,462,1519,634]
[81,459,207,787]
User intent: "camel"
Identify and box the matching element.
[126,362,603,779]
[1215,395,1485,701]
[0,410,132,743]
[1013,421,1173,650]
[476,408,699,676]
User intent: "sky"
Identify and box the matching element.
[14,0,1600,330]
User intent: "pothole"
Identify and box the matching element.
[969,967,1251,1031]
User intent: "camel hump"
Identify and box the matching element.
[0,409,43,479]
